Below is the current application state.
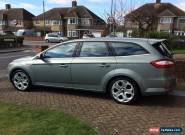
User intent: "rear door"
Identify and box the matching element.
[71,41,116,91]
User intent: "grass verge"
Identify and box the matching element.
[0,102,97,135]
[172,49,185,54]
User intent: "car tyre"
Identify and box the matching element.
[45,39,49,43]
[11,70,31,91]
[59,40,63,43]
[108,77,139,105]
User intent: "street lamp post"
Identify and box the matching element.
[43,0,46,36]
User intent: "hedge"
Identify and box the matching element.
[0,35,24,48]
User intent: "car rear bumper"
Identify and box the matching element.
[142,77,177,96]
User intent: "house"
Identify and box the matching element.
[0,4,35,32]
[33,0,106,38]
[124,0,185,36]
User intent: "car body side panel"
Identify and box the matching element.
[31,58,73,87]
[71,57,116,91]
[101,68,146,92]
[114,55,176,95]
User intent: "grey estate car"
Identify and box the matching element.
[8,38,176,104]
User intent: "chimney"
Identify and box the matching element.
[5,4,11,10]
[72,0,77,7]
[156,0,161,4]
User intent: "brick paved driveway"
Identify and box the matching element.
[0,79,185,135]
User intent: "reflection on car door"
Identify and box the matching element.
[71,41,116,91]
[32,42,77,88]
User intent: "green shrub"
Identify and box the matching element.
[0,35,24,48]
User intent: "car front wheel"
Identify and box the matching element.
[108,77,139,104]
[11,70,31,91]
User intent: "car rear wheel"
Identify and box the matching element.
[11,70,31,91]
[59,40,63,43]
[108,77,139,104]
[45,39,49,43]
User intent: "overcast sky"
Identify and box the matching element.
[1,0,185,19]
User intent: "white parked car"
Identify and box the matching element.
[82,33,95,39]
[16,29,35,36]
[45,33,68,43]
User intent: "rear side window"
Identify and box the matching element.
[80,42,109,57]
[48,34,58,37]
[152,41,172,58]
[111,42,148,56]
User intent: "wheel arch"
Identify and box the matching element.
[105,75,141,94]
[9,68,32,83]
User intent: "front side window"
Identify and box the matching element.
[80,42,109,57]
[44,42,77,58]
[111,42,148,56]
[48,34,58,37]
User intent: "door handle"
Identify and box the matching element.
[59,64,68,68]
[99,63,111,67]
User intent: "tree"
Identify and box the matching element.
[124,4,158,32]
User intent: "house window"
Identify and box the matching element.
[17,20,22,25]
[46,20,51,25]
[68,18,78,24]
[81,18,91,26]
[52,20,60,25]
[160,17,173,24]
[35,20,40,25]
[0,20,5,25]
[67,30,78,37]
[180,19,185,23]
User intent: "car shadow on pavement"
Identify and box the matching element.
[136,95,185,108]
[29,86,185,108]
[31,86,110,100]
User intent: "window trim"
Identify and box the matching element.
[109,41,149,56]
[160,17,173,24]
[77,41,112,57]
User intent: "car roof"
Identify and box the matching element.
[65,38,166,45]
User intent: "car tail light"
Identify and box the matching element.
[150,59,175,68]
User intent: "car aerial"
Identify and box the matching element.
[45,33,68,43]
[8,38,176,104]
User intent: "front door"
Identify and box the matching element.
[32,42,77,87]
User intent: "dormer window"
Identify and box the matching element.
[160,17,173,24]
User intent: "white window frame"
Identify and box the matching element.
[67,30,78,37]
[160,17,173,24]
[68,18,78,24]
[0,20,5,25]
[81,18,91,26]
[35,20,40,25]
[52,20,60,25]
[46,20,51,25]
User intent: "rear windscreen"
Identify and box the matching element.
[152,41,173,58]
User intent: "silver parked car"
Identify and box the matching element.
[45,33,68,43]
[8,38,176,104]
